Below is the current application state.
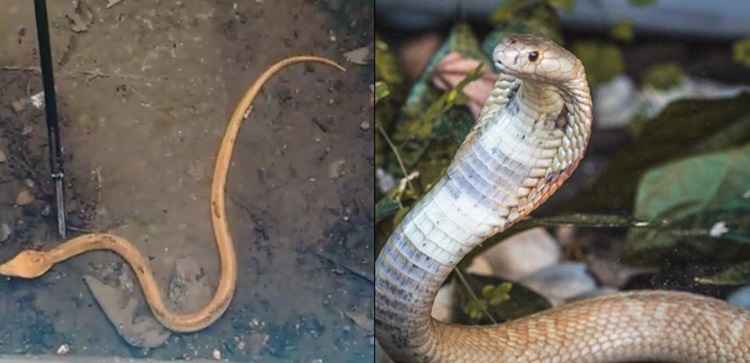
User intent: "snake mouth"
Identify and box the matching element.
[494,59,506,72]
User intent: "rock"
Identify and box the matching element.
[328,159,346,179]
[593,75,641,129]
[518,262,598,306]
[56,343,70,355]
[343,46,371,65]
[0,223,12,242]
[465,255,493,276]
[430,281,456,322]
[245,332,270,355]
[472,228,561,281]
[168,257,211,312]
[212,348,221,360]
[728,286,750,310]
[16,189,34,205]
[11,99,25,113]
[342,310,373,334]
[0,149,6,163]
[83,275,171,348]
[359,121,370,130]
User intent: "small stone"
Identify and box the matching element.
[56,344,70,355]
[0,223,12,242]
[212,348,221,360]
[30,91,44,109]
[328,159,346,179]
[24,178,34,189]
[359,121,370,131]
[0,149,6,163]
[16,189,34,205]
[21,125,33,136]
[728,286,750,309]
[519,262,598,306]
[11,99,25,113]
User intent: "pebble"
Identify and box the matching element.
[56,344,70,355]
[0,223,11,242]
[359,121,370,130]
[16,189,34,205]
[469,228,561,281]
[0,149,6,163]
[328,159,346,179]
[519,262,598,306]
[593,75,640,129]
[212,348,221,360]
[11,99,25,113]
[728,285,750,309]
[431,281,456,322]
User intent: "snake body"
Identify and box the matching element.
[376,34,750,362]
[0,56,344,332]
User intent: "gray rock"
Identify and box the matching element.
[519,262,598,306]
[83,275,171,348]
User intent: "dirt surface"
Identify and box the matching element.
[0,1,373,362]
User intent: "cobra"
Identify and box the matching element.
[0,56,345,332]
[375,34,750,363]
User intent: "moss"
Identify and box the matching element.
[642,63,685,90]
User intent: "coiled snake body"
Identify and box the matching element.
[376,34,750,362]
[0,56,344,332]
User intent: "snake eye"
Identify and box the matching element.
[528,51,539,62]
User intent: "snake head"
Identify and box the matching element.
[492,34,583,84]
[0,250,51,279]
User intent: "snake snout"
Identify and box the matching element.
[0,250,51,279]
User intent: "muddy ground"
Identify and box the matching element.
[0,1,373,362]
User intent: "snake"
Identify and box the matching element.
[375,34,750,363]
[0,56,344,332]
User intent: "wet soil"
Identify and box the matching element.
[0,0,373,362]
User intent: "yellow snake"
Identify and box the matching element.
[375,34,750,362]
[0,56,344,332]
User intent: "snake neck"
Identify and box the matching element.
[376,72,592,362]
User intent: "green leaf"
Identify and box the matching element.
[569,93,750,213]
[548,0,576,12]
[642,63,685,90]
[481,282,513,306]
[733,38,750,67]
[610,21,634,42]
[696,261,750,286]
[375,36,403,86]
[489,0,528,24]
[625,143,750,262]
[374,81,390,104]
[572,41,624,87]
[456,273,549,324]
[375,195,401,224]
[463,299,488,321]
[629,0,657,6]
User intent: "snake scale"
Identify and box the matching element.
[375,34,750,362]
[0,56,344,332]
